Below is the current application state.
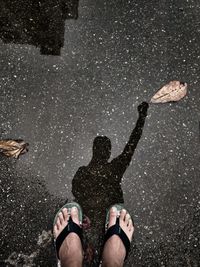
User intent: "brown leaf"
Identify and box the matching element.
[0,140,29,158]
[150,81,187,103]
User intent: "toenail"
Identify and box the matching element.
[111,206,117,212]
[71,206,77,211]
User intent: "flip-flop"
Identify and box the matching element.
[53,202,83,261]
[103,203,132,259]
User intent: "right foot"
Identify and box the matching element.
[53,206,83,266]
[102,207,134,267]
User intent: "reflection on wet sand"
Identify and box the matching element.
[72,102,149,264]
[0,0,79,55]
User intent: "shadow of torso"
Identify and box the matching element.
[73,160,125,221]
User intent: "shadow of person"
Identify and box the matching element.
[72,102,149,264]
[0,0,79,55]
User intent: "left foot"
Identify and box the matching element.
[53,207,83,266]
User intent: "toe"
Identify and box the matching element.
[53,224,58,237]
[56,216,61,229]
[70,206,80,225]
[120,209,127,222]
[125,213,130,225]
[63,208,69,221]
[128,219,133,230]
[129,224,134,237]
[58,212,64,224]
[108,206,117,228]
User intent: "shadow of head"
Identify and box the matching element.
[92,136,111,162]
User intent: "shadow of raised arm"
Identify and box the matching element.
[111,102,149,172]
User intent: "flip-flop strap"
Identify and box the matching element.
[55,217,83,259]
[104,218,130,259]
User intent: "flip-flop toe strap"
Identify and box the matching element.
[55,217,83,259]
[104,218,130,259]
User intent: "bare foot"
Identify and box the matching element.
[101,207,134,267]
[53,207,83,267]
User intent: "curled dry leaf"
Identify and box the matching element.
[150,81,187,103]
[0,140,29,158]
